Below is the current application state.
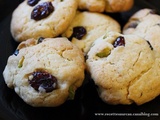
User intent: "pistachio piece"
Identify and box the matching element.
[68,86,76,100]
[18,56,25,68]
[96,48,111,58]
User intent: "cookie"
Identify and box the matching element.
[62,11,121,55]
[3,37,85,107]
[11,0,78,42]
[78,0,134,13]
[123,8,160,52]
[86,31,160,105]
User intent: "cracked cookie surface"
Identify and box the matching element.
[78,0,134,12]
[62,11,120,55]
[86,32,160,105]
[123,8,160,53]
[11,0,78,42]
[3,37,85,107]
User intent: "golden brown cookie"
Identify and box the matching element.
[123,8,160,53]
[11,0,78,42]
[78,0,134,12]
[86,32,160,105]
[62,11,121,55]
[3,37,85,107]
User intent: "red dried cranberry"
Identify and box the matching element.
[156,23,160,26]
[149,9,157,14]
[27,0,40,6]
[113,36,125,48]
[31,2,54,21]
[69,26,87,40]
[37,37,45,44]
[13,49,19,56]
[29,71,57,92]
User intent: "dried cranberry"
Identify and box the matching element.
[37,37,45,44]
[27,0,40,6]
[13,49,19,56]
[146,40,153,50]
[29,71,57,92]
[156,23,160,26]
[31,2,54,21]
[69,26,87,40]
[85,55,88,60]
[113,36,125,48]
[149,9,157,14]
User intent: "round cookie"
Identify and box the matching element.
[62,11,121,55]
[123,8,160,53]
[3,37,85,107]
[11,0,78,42]
[78,0,134,13]
[78,0,105,12]
[86,31,160,105]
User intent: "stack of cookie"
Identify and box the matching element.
[3,0,160,107]
[5,0,86,107]
[10,0,133,43]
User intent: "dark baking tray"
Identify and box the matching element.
[0,0,160,120]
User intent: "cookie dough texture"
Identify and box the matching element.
[62,11,121,55]
[123,8,160,53]
[86,32,160,105]
[78,0,134,12]
[11,0,78,42]
[3,37,85,107]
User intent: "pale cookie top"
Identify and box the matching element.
[11,0,78,42]
[123,8,160,53]
[78,0,134,12]
[62,11,121,55]
[86,32,160,105]
[3,37,85,107]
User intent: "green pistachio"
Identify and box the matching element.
[18,56,24,68]
[96,48,111,58]
[68,86,76,100]
[103,35,107,39]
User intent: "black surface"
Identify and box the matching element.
[0,0,160,120]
